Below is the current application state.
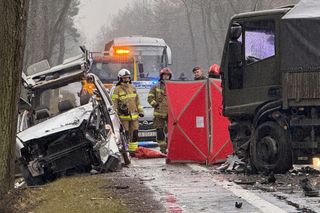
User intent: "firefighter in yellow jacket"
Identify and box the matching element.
[112,69,144,153]
[148,67,172,153]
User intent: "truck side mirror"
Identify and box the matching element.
[230,23,242,41]
[228,23,244,89]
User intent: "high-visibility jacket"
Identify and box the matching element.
[112,83,143,121]
[147,81,168,118]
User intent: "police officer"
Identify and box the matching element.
[148,67,172,153]
[112,69,144,154]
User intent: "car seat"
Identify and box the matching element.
[58,100,74,113]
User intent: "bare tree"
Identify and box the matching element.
[24,0,80,69]
[44,0,72,62]
[180,0,198,65]
[93,0,299,78]
[0,0,29,197]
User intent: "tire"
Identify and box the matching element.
[250,121,292,173]
[120,133,131,165]
[19,161,44,186]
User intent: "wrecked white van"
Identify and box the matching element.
[16,49,130,185]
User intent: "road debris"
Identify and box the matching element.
[90,197,106,200]
[290,166,320,176]
[115,185,130,189]
[217,154,246,173]
[139,177,155,181]
[260,171,276,184]
[233,179,255,185]
[235,201,242,208]
[300,178,319,197]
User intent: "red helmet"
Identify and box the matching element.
[208,64,221,78]
[160,67,172,79]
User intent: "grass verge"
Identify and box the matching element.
[1,174,129,213]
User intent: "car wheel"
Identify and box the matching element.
[250,121,292,173]
[120,133,131,165]
[19,161,44,186]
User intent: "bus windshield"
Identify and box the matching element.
[91,46,166,83]
[91,61,133,83]
[123,46,165,80]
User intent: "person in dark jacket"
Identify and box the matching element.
[192,66,206,80]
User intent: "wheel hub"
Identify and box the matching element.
[258,136,278,162]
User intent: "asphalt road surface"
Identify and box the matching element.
[122,158,320,213]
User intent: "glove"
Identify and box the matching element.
[139,113,144,117]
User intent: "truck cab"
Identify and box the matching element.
[221,2,320,173]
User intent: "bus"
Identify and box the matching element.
[90,36,172,88]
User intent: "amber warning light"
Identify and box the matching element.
[313,157,320,169]
[115,49,130,55]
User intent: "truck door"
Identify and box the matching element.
[223,18,279,117]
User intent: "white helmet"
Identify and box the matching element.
[118,69,131,78]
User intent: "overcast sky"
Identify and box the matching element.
[75,0,136,45]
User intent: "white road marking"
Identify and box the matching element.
[187,164,287,213]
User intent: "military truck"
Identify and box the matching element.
[221,0,320,173]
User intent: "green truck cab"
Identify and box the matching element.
[221,1,320,173]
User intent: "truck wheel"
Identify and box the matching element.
[19,161,44,186]
[250,121,292,173]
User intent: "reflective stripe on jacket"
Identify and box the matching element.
[112,83,143,121]
[147,81,168,118]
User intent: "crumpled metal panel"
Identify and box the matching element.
[17,103,93,142]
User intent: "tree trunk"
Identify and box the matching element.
[57,27,66,64]
[47,0,72,64]
[182,0,197,65]
[0,0,29,197]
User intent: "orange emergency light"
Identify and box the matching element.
[115,48,130,55]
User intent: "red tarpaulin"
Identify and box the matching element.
[208,79,233,164]
[166,79,232,164]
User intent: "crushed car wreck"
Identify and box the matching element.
[16,48,130,185]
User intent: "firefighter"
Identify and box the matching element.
[148,67,172,153]
[192,66,206,80]
[112,69,144,154]
[208,64,221,78]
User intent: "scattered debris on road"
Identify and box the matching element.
[300,178,319,197]
[235,201,242,208]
